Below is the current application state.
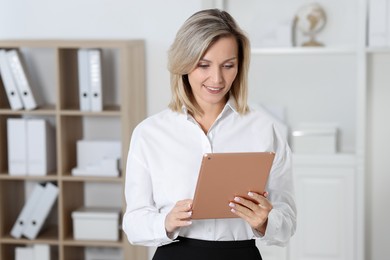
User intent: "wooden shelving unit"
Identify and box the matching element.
[0,40,148,260]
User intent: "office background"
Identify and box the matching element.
[0,0,389,260]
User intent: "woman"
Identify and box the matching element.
[123,9,296,260]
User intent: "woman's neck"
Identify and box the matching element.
[194,102,225,134]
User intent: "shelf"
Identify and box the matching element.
[0,174,58,181]
[0,105,56,115]
[61,175,123,183]
[366,47,390,54]
[59,110,121,117]
[62,238,124,248]
[293,153,356,166]
[0,228,59,245]
[0,39,146,260]
[251,47,357,56]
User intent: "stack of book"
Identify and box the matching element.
[0,49,38,110]
[11,182,59,240]
[78,48,103,112]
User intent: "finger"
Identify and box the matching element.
[229,201,255,217]
[233,196,259,211]
[248,192,272,209]
[175,210,193,220]
[247,191,265,202]
[172,200,193,212]
[229,203,254,223]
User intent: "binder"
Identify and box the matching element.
[6,49,38,110]
[88,49,103,112]
[78,48,91,111]
[23,182,59,240]
[10,183,45,238]
[27,119,56,176]
[7,118,27,175]
[15,247,34,260]
[33,244,51,260]
[0,49,23,110]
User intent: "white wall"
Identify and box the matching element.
[0,0,202,115]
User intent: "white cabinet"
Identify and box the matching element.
[290,155,355,260]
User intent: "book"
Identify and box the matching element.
[0,49,24,110]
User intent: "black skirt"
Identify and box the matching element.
[152,236,262,260]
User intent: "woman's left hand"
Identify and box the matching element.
[229,191,272,235]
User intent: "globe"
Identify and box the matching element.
[294,3,327,46]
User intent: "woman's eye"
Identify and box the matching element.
[198,63,209,68]
[223,64,235,69]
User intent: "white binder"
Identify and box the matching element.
[27,119,56,176]
[23,182,59,240]
[78,48,91,111]
[6,49,38,110]
[0,49,23,110]
[88,49,103,112]
[10,183,45,238]
[15,247,34,260]
[7,118,27,175]
[33,244,51,260]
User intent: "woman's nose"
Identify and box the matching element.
[210,67,223,84]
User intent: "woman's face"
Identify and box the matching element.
[188,36,238,112]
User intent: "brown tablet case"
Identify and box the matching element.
[191,152,275,219]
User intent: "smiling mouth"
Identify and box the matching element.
[204,85,224,93]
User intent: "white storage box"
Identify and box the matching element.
[85,247,123,260]
[292,127,337,154]
[71,140,121,177]
[72,207,121,241]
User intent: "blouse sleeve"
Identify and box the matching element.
[255,124,297,246]
[122,127,175,247]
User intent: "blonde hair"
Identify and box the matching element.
[168,9,250,116]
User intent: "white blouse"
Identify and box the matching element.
[123,99,296,247]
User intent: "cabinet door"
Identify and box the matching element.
[289,163,355,260]
[257,242,288,260]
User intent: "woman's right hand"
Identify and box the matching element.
[165,199,193,234]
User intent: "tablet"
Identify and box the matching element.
[191,152,275,219]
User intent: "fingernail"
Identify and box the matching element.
[231,208,236,213]
[234,197,240,202]
[248,192,254,197]
[229,202,235,207]
[187,221,192,225]
[188,211,192,216]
